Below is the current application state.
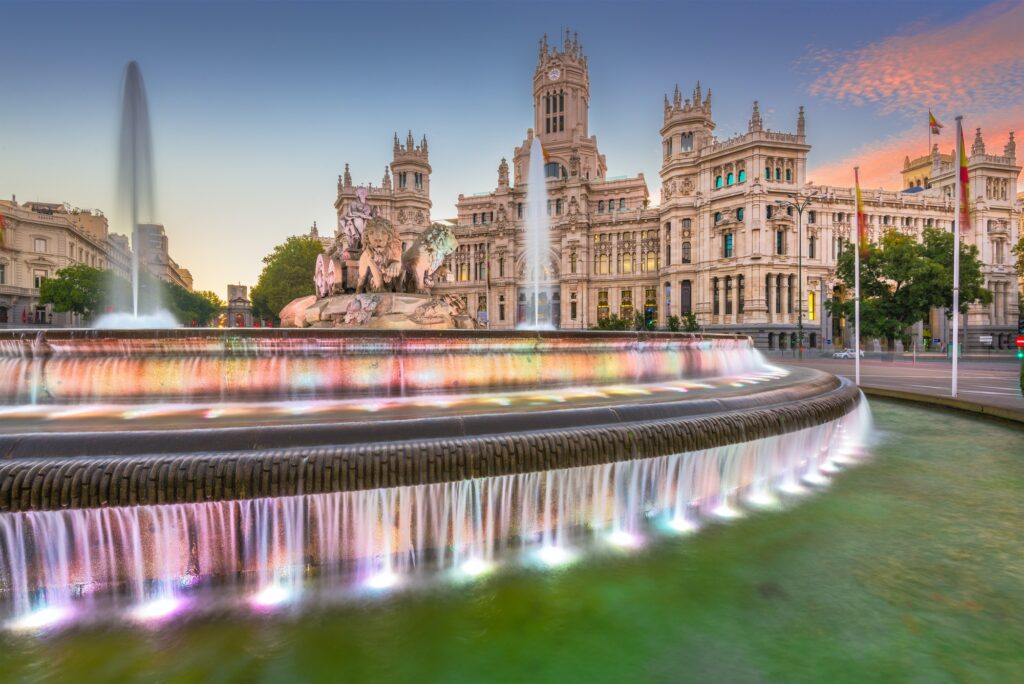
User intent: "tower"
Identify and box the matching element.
[390,130,432,230]
[660,81,715,161]
[534,29,589,144]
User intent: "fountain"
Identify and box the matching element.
[0,326,871,630]
[522,137,552,329]
[93,61,177,330]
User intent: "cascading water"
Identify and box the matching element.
[0,401,871,629]
[521,137,551,329]
[93,61,177,330]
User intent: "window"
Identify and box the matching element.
[570,292,578,320]
[714,212,722,224]
[620,253,633,274]
[544,162,562,179]
[765,167,771,180]
[776,230,786,255]
[34,238,46,252]
[645,251,657,272]
[736,207,744,221]
[765,274,771,309]
[414,172,423,190]
[619,198,626,211]
[725,276,733,315]
[787,275,794,313]
[547,200,552,216]
[682,241,691,264]
[808,211,816,224]
[517,203,523,219]
[680,133,693,152]
[598,200,604,213]
[570,251,577,274]
[472,213,478,225]
[682,218,691,230]
[597,290,609,321]
[723,233,734,258]
[680,280,692,314]
[787,206,793,217]
[738,169,746,183]
[775,274,782,313]
[556,199,563,215]
[737,275,745,314]
[0,264,5,285]
[499,295,506,321]
[712,278,720,315]
[665,138,673,156]
[477,293,487,315]
[644,288,657,326]
[775,167,781,181]
[33,269,47,289]
[727,172,734,185]
[785,168,792,182]
[766,205,773,219]
[620,289,633,319]
[598,253,609,275]
[808,235,816,259]
[715,175,723,189]
[808,291,816,321]
[499,258,506,278]
[398,172,407,189]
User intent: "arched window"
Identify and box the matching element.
[599,254,609,275]
[787,275,794,313]
[598,200,604,212]
[715,175,723,189]
[775,167,781,181]
[722,233,734,258]
[725,276,733,315]
[646,251,657,271]
[544,162,562,178]
[736,207,745,221]
[765,274,771,309]
[682,241,691,264]
[737,275,745,314]
[767,332,775,350]
[680,280,692,314]
[621,253,633,274]
[714,211,722,224]
[738,169,746,183]
[727,172,735,185]
[785,168,792,182]
[765,167,771,180]
[775,274,783,313]
[712,278,720,315]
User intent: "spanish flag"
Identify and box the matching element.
[928,111,943,135]
[958,124,971,234]
[854,168,868,256]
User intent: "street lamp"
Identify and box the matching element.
[774,191,818,359]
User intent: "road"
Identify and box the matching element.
[780,356,1023,414]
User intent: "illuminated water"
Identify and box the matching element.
[0,401,870,630]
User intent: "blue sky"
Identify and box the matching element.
[1,0,1019,293]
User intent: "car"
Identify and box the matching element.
[831,348,864,359]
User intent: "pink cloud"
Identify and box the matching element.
[809,109,1022,191]
[806,1,1024,115]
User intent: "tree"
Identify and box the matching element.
[250,236,323,322]
[1012,236,1024,293]
[161,279,220,326]
[195,290,225,310]
[681,312,700,332]
[38,264,105,320]
[826,230,991,350]
[666,315,681,332]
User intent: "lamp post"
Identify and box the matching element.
[774,191,818,359]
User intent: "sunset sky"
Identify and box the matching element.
[1,0,1021,293]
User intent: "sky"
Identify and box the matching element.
[1,0,1021,294]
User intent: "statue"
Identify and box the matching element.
[355,216,403,293]
[338,186,377,253]
[401,223,459,294]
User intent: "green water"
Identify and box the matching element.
[2,400,1021,683]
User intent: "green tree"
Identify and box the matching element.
[826,230,991,350]
[250,236,323,322]
[161,280,220,326]
[1011,236,1024,293]
[666,315,681,332]
[38,264,106,320]
[195,290,225,311]
[681,312,700,332]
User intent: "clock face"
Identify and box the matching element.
[548,68,561,81]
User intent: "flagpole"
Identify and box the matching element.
[951,116,962,398]
[853,167,861,387]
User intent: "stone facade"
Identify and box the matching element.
[136,223,193,291]
[0,199,112,325]
[334,31,1021,350]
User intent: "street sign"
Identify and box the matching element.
[1015,335,1024,348]
[826,339,832,345]
[932,338,941,344]
[979,335,993,345]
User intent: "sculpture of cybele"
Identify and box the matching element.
[281,189,474,329]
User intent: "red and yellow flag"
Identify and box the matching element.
[854,168,868,256]
[958,125,970,233]
[929,111,943,135]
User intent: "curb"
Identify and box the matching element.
[860,386,1024,426]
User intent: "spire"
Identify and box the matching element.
[393,132,400,155]
[382,166,392,191]
[693,81,702,106]
[1005,131,1016,159]
[573,31,579,57]
[421,134,428,153]
[673,84,681,108]
[971,127,985,156]
[406,130,414,150]
[748,100,763,133]
[797,106,806,138]
[343,163,352,187]
[704,87,711,113]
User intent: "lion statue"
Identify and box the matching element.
[401,223,459,294]
[355,216,403,293]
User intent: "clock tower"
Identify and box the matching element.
[517,30,606,184]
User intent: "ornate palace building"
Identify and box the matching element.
[335,30,1021,350]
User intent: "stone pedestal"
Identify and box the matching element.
[279,292,480,330]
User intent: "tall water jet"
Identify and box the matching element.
[521,137,551,329]
[95,62,177,329]
[120,61,156,318]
